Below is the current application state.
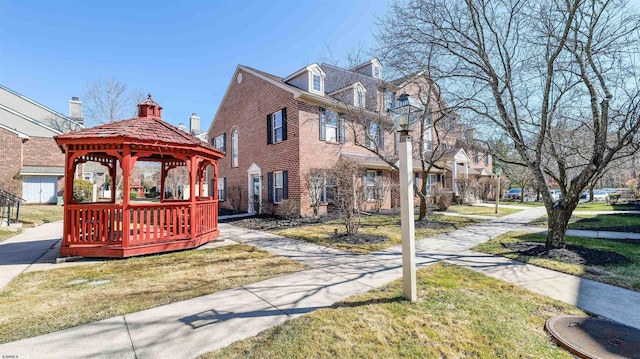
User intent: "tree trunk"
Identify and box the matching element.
[418,196,427,220]
[546,207,572,248]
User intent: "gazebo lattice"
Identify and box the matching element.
[55,95,224,257]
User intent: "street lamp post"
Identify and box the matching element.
[389,93,424,302]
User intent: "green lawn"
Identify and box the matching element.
[0,229,18,243]
[202,263,583,359]
[16,204,64,227]
[499,200,545,207]
[0,244,305,343]
[473,232,640,291]
[569,213,640,233]
[575,202,638,211]
[447,204,521,217]
[271,213,479,254]
[531,212,640,233]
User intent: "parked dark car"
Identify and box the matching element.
[505,188,522,200]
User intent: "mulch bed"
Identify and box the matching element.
[502,242,630,266]
[221,213,340,231]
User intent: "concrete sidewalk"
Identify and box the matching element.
[2,206,640,358]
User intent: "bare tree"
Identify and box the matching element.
[377,0,640,248]
[165,167,189,200]
[305,168,327,216]
[330,158,362,236]
[84,77,144,125]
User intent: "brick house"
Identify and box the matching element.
[0,84,84,203]
[207,60,493,217]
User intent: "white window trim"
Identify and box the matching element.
[325,110,338,142]
[272,110,283,143]
[231,129,239,168]
[214,134,225,151]
[309,71,324,95]
[274,171,284,204]
[364,170,376,201]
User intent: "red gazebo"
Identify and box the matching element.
[55,95,224,257]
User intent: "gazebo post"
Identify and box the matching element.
[121,147,132,249]
[63,149,76,245]
[189,156,197,241]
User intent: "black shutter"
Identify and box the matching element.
[283,170,288,200]
[282,108,288,141]
[319,108,326,140]
[267,114,273,144]
[267,172,273,203]
[222,132,226,152]
[339,118,345,144]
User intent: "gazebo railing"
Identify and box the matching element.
[65,200,218,247]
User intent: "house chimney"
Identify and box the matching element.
[69,97,83,124]
[189,113,200,133]
[178,123,188,132]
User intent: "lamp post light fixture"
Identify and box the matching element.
[389,93,424,302]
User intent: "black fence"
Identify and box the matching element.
[0,189,25,226]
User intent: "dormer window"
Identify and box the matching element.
[354,84,366,108]
[373,66,381,79]
[312,73,321,92]
[309,70,324,95]
[357,90,364,107]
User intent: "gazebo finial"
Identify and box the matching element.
[148,92,152,99]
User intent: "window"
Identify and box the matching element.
[385,91,394,110]
[473,150,479,164]
[373,66,381,79]
[367,122,384,149]
[356,89,365,107]
[422,126,432,152]
[267,170,288,204]
[231,129,238,167]
[484,152,489,165]
[322,177,335,203]
[267,109,287,144]
[218,178,226,201]
[213,134,226,152]
[426,174,438,195]
[364,170,376,200]
[312,73,321,92]
[319,108,345,143]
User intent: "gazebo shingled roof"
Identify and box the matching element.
[54,94,224,258]
[56,112,221,154]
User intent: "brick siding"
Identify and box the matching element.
[0,129,23,195]
[0,131,66,197]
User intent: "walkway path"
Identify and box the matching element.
[2,206,640,358]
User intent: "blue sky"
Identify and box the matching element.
[0,0,386,130]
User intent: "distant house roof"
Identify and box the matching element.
[0,84,84,136]
[341,152,392,169]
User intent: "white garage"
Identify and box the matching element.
[20,166,64,204]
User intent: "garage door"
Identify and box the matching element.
[22,176,57,203]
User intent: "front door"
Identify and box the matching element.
[249,174,261,214]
